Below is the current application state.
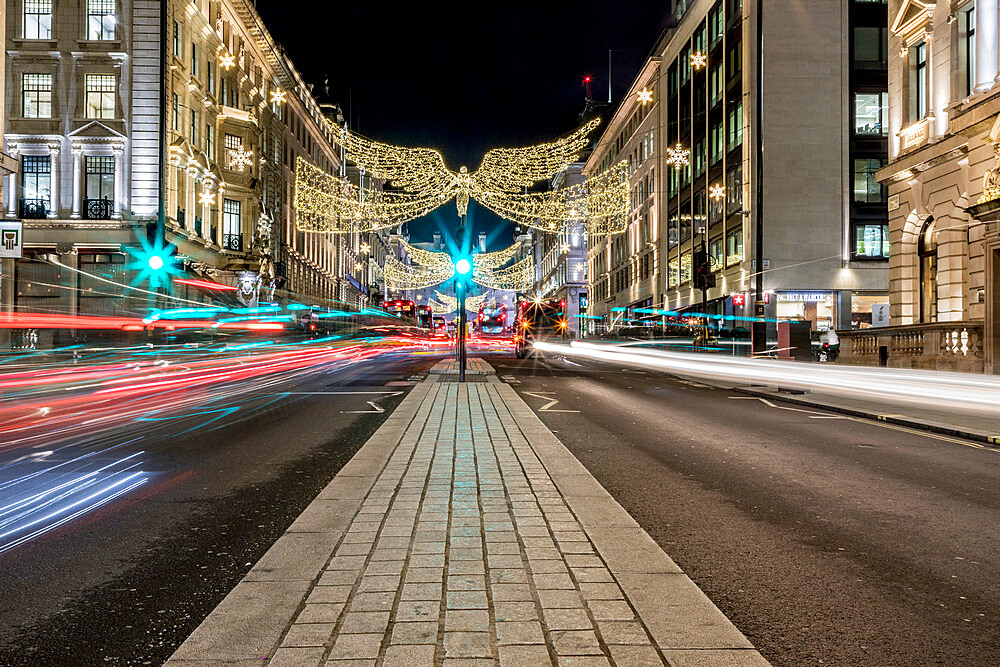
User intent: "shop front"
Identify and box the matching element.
[775,291,837,331]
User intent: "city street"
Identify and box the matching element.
[494,353,1000,666]
[0,346,442,666]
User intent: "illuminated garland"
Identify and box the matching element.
[472,255,535,291]
[433,291,486,314]
[293,119,627,235]
[383,255,454,290]
[473,241,521,270]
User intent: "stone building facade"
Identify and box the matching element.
[850,0,997,372]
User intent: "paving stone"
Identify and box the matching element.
[496,620,545,645]
[490,569,528,584]
[571,568,614,584]
[444,631,493,658]
[365,560,405,576]
[578,583,624,601]
[327,633,383,660]
[555,657,610,666]
[347,592,395,612]
[532,573,576,590]
[370,548,410,561]
[306,586,352,605]
[357,574,400,593]
[541,607,593,631]
[390,620,439,644]
[498,644,553,666]
[596,619,649,645]
[586,600,634,621]
[395,600,440,621]
[269,646,326,666]
[339,611,390,634]
[381,644,437,666]
[445,609,491,632]
[537,589,584,609]
[449,561,486,575]
[281,623,334,647]
[318,570,360,586]
[296,603,345,624]
[447,590,489,609]
[490,583,534,602]
[607,645,665,666]
[549,630,602,656]
[529,560,569,575]
[442,659,497,667]
[493,601,539,622]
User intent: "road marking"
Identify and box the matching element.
[729,396,825,415]
[284,391,404,396]
[521,391,580,413]
[501,375,522,385]
[677,379,711,389]
[342,401,386,414]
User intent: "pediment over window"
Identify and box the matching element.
[68,120,126,142]
[891,0,934,40]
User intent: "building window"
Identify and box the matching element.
[225,133,243,166]
[207,59,215,95]
[206,124,215,159]
[727,40,742,80]
[854,92,887,135]
[190,109,198,147]
[709,3,724,46]
[852,222,889,259]
[172,93,180,130]
[919,219,937,322]
[727,102,743,150]
[191,43,199,77]
[726,227,743,267]
[85,74,115,119]
[680,250,692,285]
[172,20,181,56]
[854,26,887,69]
[710,121,723,164]
[709,63,722,106]
[853,158,887,203]
[21,155,51,217]
[912,41,927,120]
[726,164,743,212]
[963,5,975,96]
[223,198,242,250]
[22,73,52,118]
[86,0,115,40]
[709,236,723,271]
[84,155,115,219]
[23,0,52,39]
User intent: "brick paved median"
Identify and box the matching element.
[166,359,769,666]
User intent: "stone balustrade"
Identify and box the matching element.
[837,321,984,373]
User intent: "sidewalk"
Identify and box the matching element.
[166,358,768,666]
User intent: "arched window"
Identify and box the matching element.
[919,218,937,323]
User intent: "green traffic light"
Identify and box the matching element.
[147,255,164,270]
[455,258,471,275]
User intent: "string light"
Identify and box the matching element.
[472,255,535,291]
[270,88,287,105]
[473,241,521,270]
[709,184,726,201]
[690,52,708,70]
[219,53,235,70]
[637,88,653,105]
[229,144,253,172]
[666,143,690,170]
[383,255,454,290]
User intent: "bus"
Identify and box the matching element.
[476,302,508,338]
[513,299,568,358]
[433,316,447,336]
[383,299,416,322]
[416,305,433,330]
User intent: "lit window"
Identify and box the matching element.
[853,223,889,259]
[853,159,887,203]
[727,102,743,151]
[172,93,179,130]
[23,0,52,39]
[22,73,52,118]
[726,227,743,267]
[22,155,51,206]
[206,124,215,158]
[964,6,976,96]
[87,0,115,40]
[84,156,115,218]
[225,133,242,165]
[85,74,115,119]
[172,20,181,57]
[913,41,927,120]
[853,92,887,136]
[223,198,241,235]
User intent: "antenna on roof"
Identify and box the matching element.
[608,49,612,103]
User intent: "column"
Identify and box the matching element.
[112,148,123,219]
[216,184,225,246]
[47,146,59,218]
[978,0,999,91]
[5,146,17,218]
[201,179,213,241]
[71,149,82,218]
[185,167,196,231]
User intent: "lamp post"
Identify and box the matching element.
[455,214,472,382]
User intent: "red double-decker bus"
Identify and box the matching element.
[475,302,508,337]
[383,299,416,322]
[416,305,433,329]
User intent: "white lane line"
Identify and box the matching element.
[342,401,386,414]
[521,391,580,413]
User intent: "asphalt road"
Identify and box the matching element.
[0,350,441,666]
[494,353,1000,666]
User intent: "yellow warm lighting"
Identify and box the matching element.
[637,88,653,105]
[229,145,253,172]
[198,192,216,205]
[709,184,726,201]
[219,53,235,70]
[690,52,708,70]
[270,88,287,105]
[666,144,690,170]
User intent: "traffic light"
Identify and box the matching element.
[126,233,181,288]
[693,249,716,291]
[455,258,471,276]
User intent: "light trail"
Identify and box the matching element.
[533,340,1000,417]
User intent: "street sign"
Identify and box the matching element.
[0,221,23,258]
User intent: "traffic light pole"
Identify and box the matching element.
[458,213,467,383]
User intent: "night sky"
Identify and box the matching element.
[255,2,672,249]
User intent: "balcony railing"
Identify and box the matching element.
[83,197,113,220]
[19,198,47,219]
[838,321,984,373]
[222,233,243,252]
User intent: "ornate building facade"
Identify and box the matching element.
[851,0,997,372]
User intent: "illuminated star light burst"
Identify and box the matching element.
[666,144,690,170]
[293,119,629,235]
